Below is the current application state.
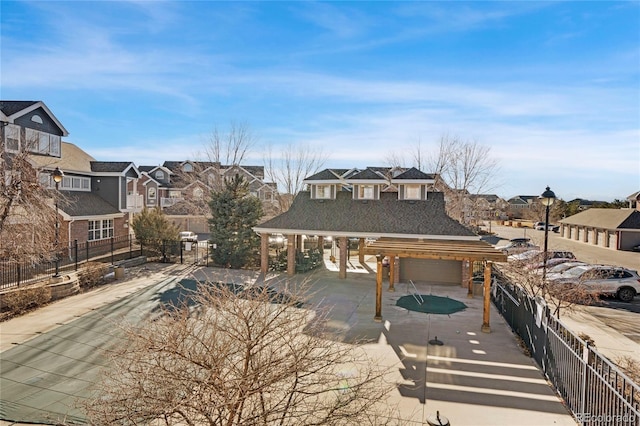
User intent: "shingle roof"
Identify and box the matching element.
[0,101,39,116]
[347,168,386,181]
[560,208,640,230]
[392,167,436,180]
[255,191,476,238]
[29,142,95,174]
[304,169,345,181]
[59,191,122,217]
[90,161,134,173]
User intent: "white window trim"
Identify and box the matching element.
[315,184,332,199]
[404,184,421,200]
[88,219,114,241]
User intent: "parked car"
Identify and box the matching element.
[508,249,542,262]
[537,261,587,276]
[548,264,640,302]
[496,240,540,255]
[533,222,559,232]
[179,231,198,242]
[526,257,577,271]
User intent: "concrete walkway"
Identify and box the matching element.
[1,262,576,425]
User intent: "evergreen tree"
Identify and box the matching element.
[208,174,263,268]
[131,208,179,247]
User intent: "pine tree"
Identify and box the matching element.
[131,208,179,246]
[208,174,263,268]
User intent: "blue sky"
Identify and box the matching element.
[1,1,639,201]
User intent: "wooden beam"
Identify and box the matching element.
[388,255,395,292]
[375,255,383,321]
[482,262,492,333]
[287,234,295,277]
[338,236,347,279]
[260,233,269,275]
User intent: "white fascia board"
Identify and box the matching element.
[391,179,435,185]
[348,179,387,185]
[67,213,125,221]
[252,227,480,241]
[302,179,343,185]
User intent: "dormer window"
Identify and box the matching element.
[155,170,165,180]
[358,184,375,200]
[183,163,193,172]
[316,184,332,199]
[404,184,421,200]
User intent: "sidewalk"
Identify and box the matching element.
[1,262,577,426]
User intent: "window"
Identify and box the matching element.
[155,170,165,180]
[193,188,203,198]
[148,187,156,199]
[4,124,20,151]
[358,184,375,200]
[88,219,113,241]
[59,175,90,191]
[316,185,332,199]
[169,190,181,198]
[404,184,421,200]
[183,163,193,172]
[23,128,60,156]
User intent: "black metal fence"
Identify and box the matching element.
[492,280,640,425]
[0,236,210,290]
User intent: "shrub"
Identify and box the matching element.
[78,262,110,289]
[1,285,51,319]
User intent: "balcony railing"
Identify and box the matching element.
[126,194,144,211]
[161,197,184,208]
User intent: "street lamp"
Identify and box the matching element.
[540,186,556,281]
[51,167,64,278]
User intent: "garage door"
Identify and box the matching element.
[399,258,462,285]
[597,230,607,247]
[608,232,618,250]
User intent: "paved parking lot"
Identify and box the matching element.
[488,224,640,362]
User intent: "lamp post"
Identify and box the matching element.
[540,186,556,281]
[51,167,64,278]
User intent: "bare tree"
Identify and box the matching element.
[204,121,256,166]
[1,133,58,265]
[426,135,499,224]
[497,261,598,318]
[264,142,327,212]
[82,282,398,425]
[163,122,258,217]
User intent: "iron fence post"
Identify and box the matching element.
[579,343,588,425]
[111,237,115,264]
[129,235,132,259]
[74,240,78,271]
[180,242,183,264]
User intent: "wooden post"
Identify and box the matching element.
[388,255,396,292]
[467,259,474,298]
[375,255,383,321]
[318,236,324,250]
[338,237,347,279]
[287,234,295,277]
[260,233,269,275]
[482,261,492,333]
[358,238,365,263]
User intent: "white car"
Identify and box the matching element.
[496,240,540,255]
[535,261,586,276]
[179,231,198,242]
[548,264,640,302]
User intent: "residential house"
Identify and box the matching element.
[1,101,141,249]
[507,195,539,218]
[465,194,509,223]
[131,161,279,233]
